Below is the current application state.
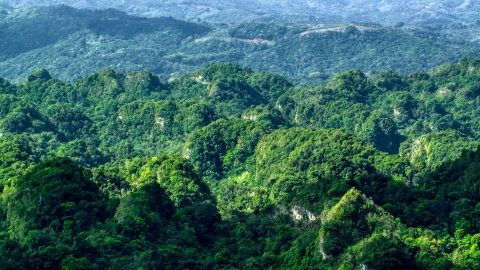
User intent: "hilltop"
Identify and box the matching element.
[1,6,480,85]
[2,0,480,26]
[1,60,480,268]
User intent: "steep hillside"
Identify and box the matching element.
[2,60,480,268]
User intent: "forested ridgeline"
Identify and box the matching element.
[3,0,480,26]
[2,6,480,85]
[1,60,480,268]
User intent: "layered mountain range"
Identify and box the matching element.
[1,0,479,25]
[1,5,480,85]
[1,2,480,269]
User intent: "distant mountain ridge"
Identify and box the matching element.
[1,0,479,25]
[1,5,480,84]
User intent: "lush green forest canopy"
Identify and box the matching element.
[1,6,480,85]
[1,58,480,268]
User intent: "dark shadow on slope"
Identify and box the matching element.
[355,145,480,235]
[0,5,211,60]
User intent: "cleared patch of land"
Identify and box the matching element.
[300,25,376,36]
[194,36,275,45]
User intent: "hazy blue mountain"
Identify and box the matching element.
[1,0,479,25]
[1,6,480,84]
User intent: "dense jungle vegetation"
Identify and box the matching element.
[2,6,480,85]
[1,57,480,269]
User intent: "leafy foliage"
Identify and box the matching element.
[1,60,480,268]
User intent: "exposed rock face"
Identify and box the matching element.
[275,205,318,222]
[155,117,164,127]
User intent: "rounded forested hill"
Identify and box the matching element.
[3,59,480,163]
[1,60,480,268]
[1,6,480,85]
